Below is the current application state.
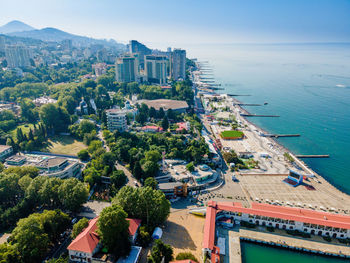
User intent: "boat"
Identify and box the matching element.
[264,102,268,105]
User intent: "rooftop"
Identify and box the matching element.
[203,201,350,250]
[68,217,141,254]
[158,182,183,191]
[68,217,100,253]
[37,157,67,168]
[0,145,12,152]
[139,99,189,111]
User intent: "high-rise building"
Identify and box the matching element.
[106,108,127,132]
[0,36,5,53]
[61,39,73,50]
[5,45,31,68]
[171,49,186,80]
[115,55,138,83]
[145,55,168,85]
[129,40,151,69]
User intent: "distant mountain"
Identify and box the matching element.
[0,20,36,34]
[7,25,124,48]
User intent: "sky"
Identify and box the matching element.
[1,0,350,49]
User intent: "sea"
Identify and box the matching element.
[185,43,350,263]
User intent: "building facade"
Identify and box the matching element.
[115,55,138,83]
[106,108,127,132]
[203,201,350,258]
[5,45,32,68]
[0,145,13,161]
[145,55,168,85]
[171,49,186,80]
[129,40,151,69]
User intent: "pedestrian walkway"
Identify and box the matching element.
[229,231,242,263]
[239,228,350,258]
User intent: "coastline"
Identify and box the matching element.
[230,96,350,199]
[193,62,350,212]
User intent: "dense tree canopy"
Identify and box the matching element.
[113,186,170,228]
[97,205,131,257]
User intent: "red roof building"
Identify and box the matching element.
[170,260,199,263]
[142,125,164,132]
[68,217,141,263]
[203,201,350,260]
[176,122,190,132]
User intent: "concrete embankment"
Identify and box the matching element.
[239,229,350,259]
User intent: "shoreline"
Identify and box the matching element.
[193,63,350,210]
[230,96,350,198]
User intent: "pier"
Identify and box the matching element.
[229,231,242,263]
[296,155,330,158]
[228,94,251,97]
[236,103,262,106]
[241,114,280,117]
[263,134,301,138]
[239,229,350,258]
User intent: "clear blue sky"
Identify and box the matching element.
[1,0,350,48]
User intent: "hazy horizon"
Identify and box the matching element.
[1,0,350,50]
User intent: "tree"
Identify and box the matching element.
[138,226,151,247]
[113,186,170,228]
[144,177,158,189]
[20,99,37,122]
[58,178,88,211]
[0,243,20,263]
[88,140,103,154]
[175,252,199,262]
[157,107,165,119]
[77,149,90,161]
[186,162,195,172]
[149,107,157,118]
[39,104,70,133]
[110,170,127,189]
[142,160,159,178]
[97,205,131,257]
[11,216,49,263]
[133,161,143,179]
[161,116,169,131]
[72,217,89,239]
[148,240,173,263]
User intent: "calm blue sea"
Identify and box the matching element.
[186,43,350,195]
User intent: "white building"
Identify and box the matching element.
[145,55,168,85]
[0,145,13,161]
[92,63,107,77]
[5,154,83,179]
[5,45,32,68]
[106,108,128,132]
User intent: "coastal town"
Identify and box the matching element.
[0,18,350,263]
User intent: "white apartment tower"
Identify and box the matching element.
[5,45,32,68]
[106,109,127,132]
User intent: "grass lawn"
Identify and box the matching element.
[220,130,244,139]
[42,135,87,156]
[9,123,37,137]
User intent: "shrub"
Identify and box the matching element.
[176,252,199,262]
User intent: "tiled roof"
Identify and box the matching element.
[67,217,100,254]
[68,217,142,254]
[127,218,141,236]
[203,201,350,250]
